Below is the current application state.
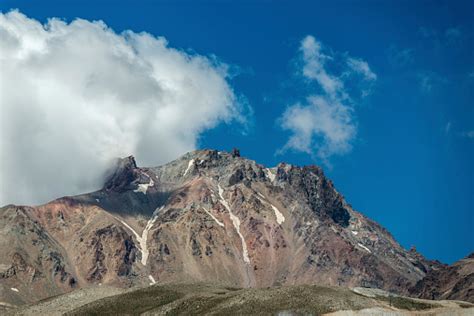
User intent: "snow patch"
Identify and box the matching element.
[183,159,195,177]
[218,184,250,264]
[203,207,225,227]
[134,177,154,195]
[270,204,285,225]
[148,275,156,285]
[264,168,276,182]
[256,194,285,225]
[10,288,19,292]
[114,206,164,266]
[358,243,372,253]
[140,207,163,265]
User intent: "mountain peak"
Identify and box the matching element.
[4,149,470,307]
[103,155,140,193]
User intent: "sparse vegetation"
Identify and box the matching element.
[9,282,474,316]
[65,286,182,315]
[376,295,435,311]
[459,302,474,309]
[44,283,444,316]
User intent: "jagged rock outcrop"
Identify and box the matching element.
[0,149,469,306]
[104,156,142,193]
[409,253,474,302]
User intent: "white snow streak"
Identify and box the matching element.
[114,217,141,240]
[256,193,285,225]
[358,243,372,253]
[140,206,163,265]
[183,159,195,177]
[203,207,225,227]
[134,177,154,195]
[148,275,156,285]
[270,204,285,225]
[218,184,250,264]
[10,288,19,292]
[264,168,276,182]
[114,206,164,266]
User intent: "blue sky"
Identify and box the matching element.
[1,0,472,264]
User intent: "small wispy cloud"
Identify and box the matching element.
[299,36,345,98]
[387,45,415,67]
[346,57,377,97]
[419,73,434,92]
[418,72,446,93]
[418,26,438,39]
[418,26,464,48]
[445,27,462,40]
[462,130,474,139]
[445,122,452,133]
[346,57,377,81]
[277,35,376,165]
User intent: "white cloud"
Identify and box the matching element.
[279,96,355,158]
[0,10,248,206]
[347,57,377,82]
[299,36,344,98]
[278,35,376,163]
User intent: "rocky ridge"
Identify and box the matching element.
[0,149,470,306]
[409,252,474,303]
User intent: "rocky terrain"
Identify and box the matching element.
[409,253,474,303]
[0,149,472,308]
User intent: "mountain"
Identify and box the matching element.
[409,253,474,303]
[0,149,470,307]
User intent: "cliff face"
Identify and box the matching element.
[0,149,454,305]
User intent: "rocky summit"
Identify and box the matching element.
[0,149,472,308]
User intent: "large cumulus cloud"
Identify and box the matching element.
[0,10,248,205]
